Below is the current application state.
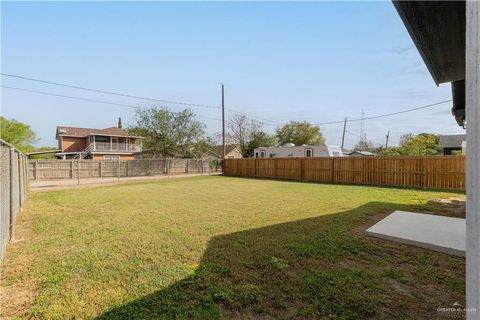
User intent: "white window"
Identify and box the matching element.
[260,151,265,158]
[305,148,313,157]
[104,155,120,161]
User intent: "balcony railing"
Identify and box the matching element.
[93,142,142,152]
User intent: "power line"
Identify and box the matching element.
[0,85,263,127]
[345,129,383,146]
[2,85,140,109]
[1,85,222,123]
[1,73,453,128]
[314,99,452,126]
[225,109,283,126]
[261,98,451,128]
[0,83,426,147]
[198,116,222,122]
[1,73,221,110]
[230,98,452,127]
[1,72,283,125]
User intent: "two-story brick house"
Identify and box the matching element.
[55,126,144,160]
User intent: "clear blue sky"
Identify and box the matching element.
[1,1,465,149]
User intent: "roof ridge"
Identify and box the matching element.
[56,126,140,138]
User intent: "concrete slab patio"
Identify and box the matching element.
[366,211,466,257]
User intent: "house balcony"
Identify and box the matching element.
[92,142,142,153]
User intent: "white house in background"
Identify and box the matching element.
[253,144,344,158]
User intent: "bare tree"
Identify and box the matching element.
[213,131,235,146]
[227,114,262,157]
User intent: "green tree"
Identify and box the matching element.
[400,133,440,156]
[0,116,37,152]
[245,131,277,157]
[276,121,325,146]
[118,117,123,129]
[129,107,207,158]
[377,146,405,157]
[378,133,440,157]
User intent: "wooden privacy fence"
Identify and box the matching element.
[29,158,219,180]
[224,156,466,191]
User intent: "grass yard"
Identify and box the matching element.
[1,176,465,319]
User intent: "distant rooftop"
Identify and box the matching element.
[438,134,466,149]
[345,150,375,156]
[56,126,144,138]
[209,145,240,157]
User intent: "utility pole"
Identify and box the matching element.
[341,117,347,149]
[222,84,226,158]
[359,111,365,144]
[385,130,390,149]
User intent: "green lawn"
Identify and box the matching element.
[1,176,465,319]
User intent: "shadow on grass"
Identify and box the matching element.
[97,201,465,320]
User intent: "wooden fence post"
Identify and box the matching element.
[254,158,257,178]
[9,148,15,240]
[422,156,427,189]
[23,155,27,197]
[126,161,129,177]
[77,159,80,186]
[99,161,103,178]
[331,158,335,183]
[275,159,278,180]
[300,158,304,182]
[117,158,120,182]
[22,156,27,195]
[18,154,23,212]
[70,161,74,179]
[34,160,38,180]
